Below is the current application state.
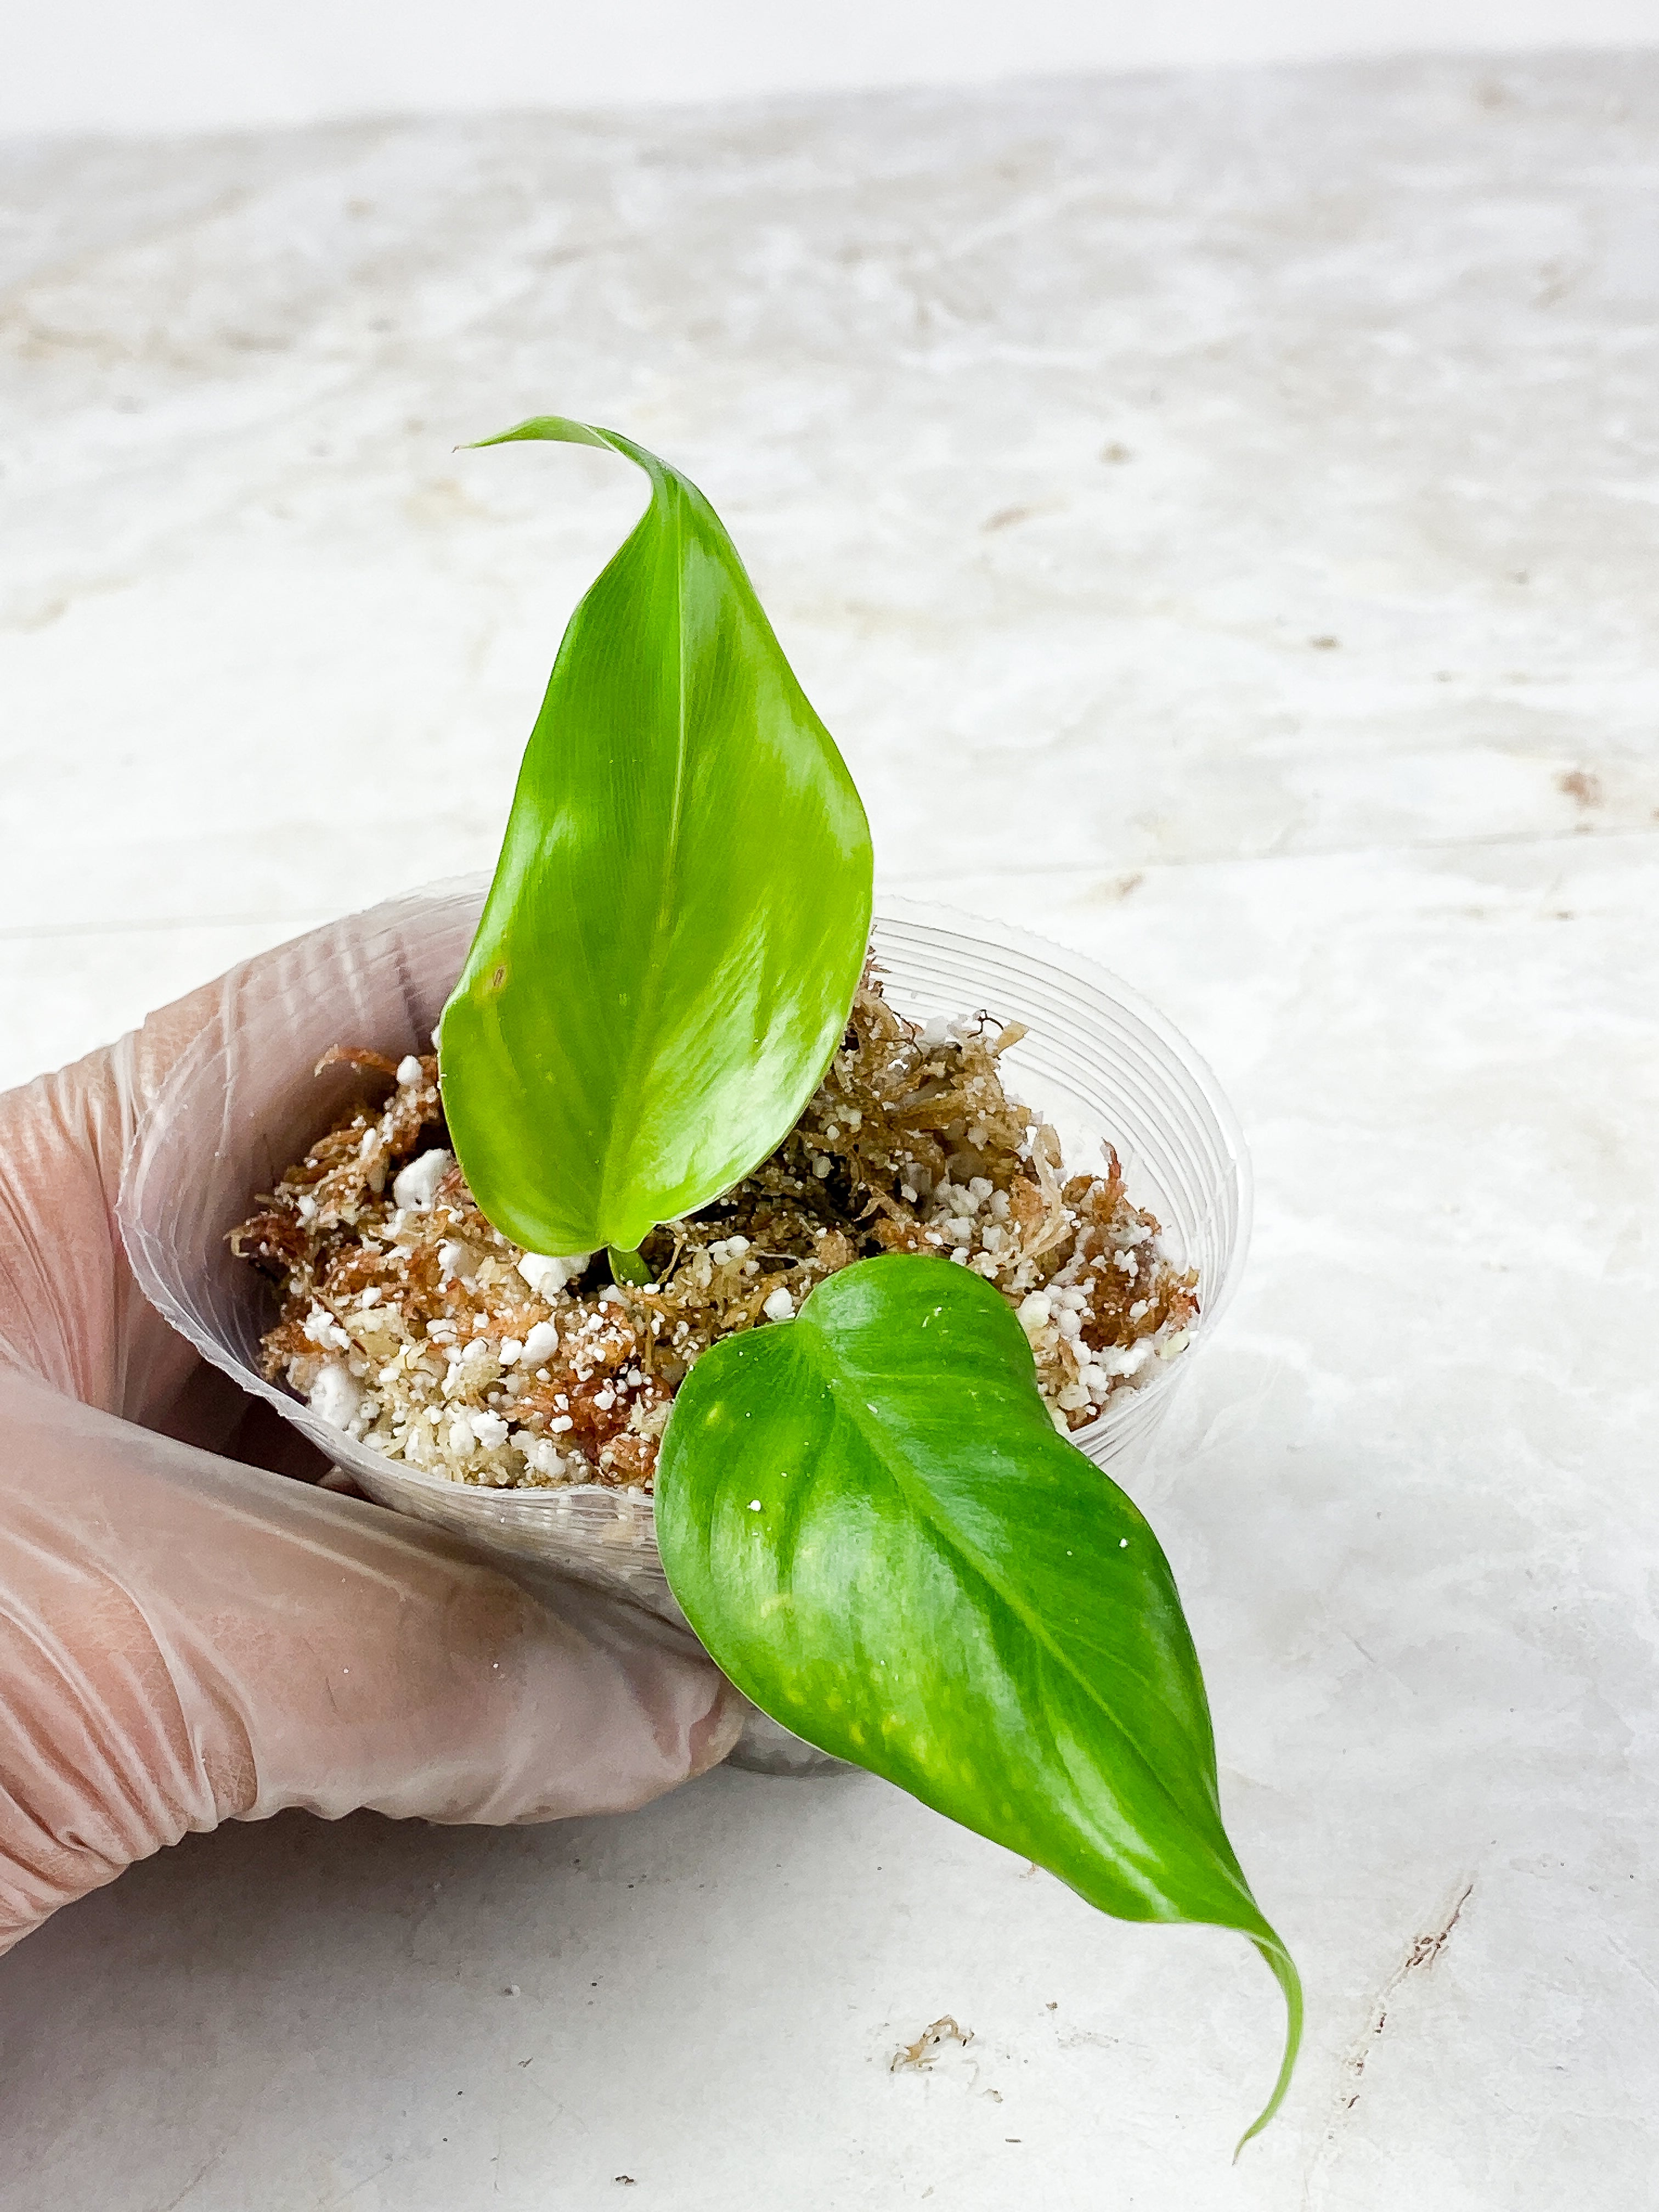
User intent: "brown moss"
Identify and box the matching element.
[232,965,1199,1492]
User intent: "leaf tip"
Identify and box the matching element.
[1231,1931,1304,2158]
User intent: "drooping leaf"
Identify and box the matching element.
[655,1254,1301,2146]
[438,416,873,1258]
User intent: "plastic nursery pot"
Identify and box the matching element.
[119,882,1251,1777]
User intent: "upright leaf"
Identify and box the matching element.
[439,416,873,1258]
[655,1254,1301,2146]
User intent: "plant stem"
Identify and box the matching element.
[608,1244,652,1287]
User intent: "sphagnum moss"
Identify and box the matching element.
[234,966,1199,1491]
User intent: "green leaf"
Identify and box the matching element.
[656,1254,1301,2147]
[438,416,873,1257]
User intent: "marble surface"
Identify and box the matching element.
[3,51,1658,2209]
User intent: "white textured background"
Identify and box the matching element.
[8,0,1659,134]
[3,47,1658,2212]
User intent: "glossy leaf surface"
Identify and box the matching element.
[439,416,873,1256]
[656,1255,1301,2143]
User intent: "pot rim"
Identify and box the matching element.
[118,882,1251,1520]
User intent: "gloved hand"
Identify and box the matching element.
[0,909,744,1955]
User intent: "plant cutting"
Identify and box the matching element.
[233,415,1301,2146]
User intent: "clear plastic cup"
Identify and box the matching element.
[119,883,1250,1774]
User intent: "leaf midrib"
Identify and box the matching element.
[596,464,693,1242]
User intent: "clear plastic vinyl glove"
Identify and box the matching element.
[0,905,744,1955]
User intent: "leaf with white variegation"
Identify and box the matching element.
[654,1254,1301,2147]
